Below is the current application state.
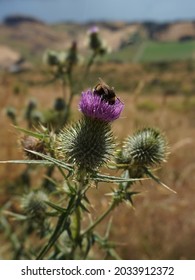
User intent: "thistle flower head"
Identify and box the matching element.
[88,26,99,34]
[56,117,114,172]
[21,190,48,219]
[79,90,124,122]
[120,128,168,168]
[87,26,107,54]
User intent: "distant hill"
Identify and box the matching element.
[153,21,195,41]
[0,15,70,64]
[0,15,195,66]
[3,15,45,26]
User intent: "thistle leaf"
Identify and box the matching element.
[44,201,67,213]
[14,126,46,140]
[0,159,51,165]
[25,149,73,172]
[92,173,146,183]
[144,167,176,193]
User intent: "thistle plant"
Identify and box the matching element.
[57,89,123,172]
[85,26,108,77]
[0,26,175,260]
[0,78,175,260]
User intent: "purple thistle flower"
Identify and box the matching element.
[79,90,124,122]
[88,26,99,34]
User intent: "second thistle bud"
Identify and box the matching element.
[118,128,168,168]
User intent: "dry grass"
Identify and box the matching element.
[0,61,195,259]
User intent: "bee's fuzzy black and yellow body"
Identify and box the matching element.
[93,78,116,105]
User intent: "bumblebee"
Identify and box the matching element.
[93,78,116,105]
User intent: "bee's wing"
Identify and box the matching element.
[98,77,109,87]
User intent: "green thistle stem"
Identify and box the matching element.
[84,52,96,79]
[69,207,81,259]
[36,191,78,260]
[65,72,75,122]
[36,211,69,260]
[61,78,66,101]
[81,200,116,237]
[75,207,81,240]
[67,72,74,106]
[72,207,81,241]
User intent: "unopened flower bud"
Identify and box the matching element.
[5,106,17,124]
[121,128,168,168]
[30,110,44,124]
[66,41,78,73]
[21,135,46,160]
[25,99,37,120]
[43,50,59,66]
[53,97,66,111]
[21,190,48,219]
[88,26,106,55]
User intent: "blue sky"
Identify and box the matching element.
[0,0,195,23]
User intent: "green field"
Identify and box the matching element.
[105,40,195,63]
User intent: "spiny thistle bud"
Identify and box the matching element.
[30,110,44,124]
[21,190,48,219]
[20,135,46,160]
[25,99,37,120]
[88,26,107,55]
[120,128,168,168]
[27,99,37,110]
[43,49,68,68]
[5,106,17,124]
[66,41,78,73]
[43,50,60,66]
[56,117,114,171]
[53,97,66,111]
